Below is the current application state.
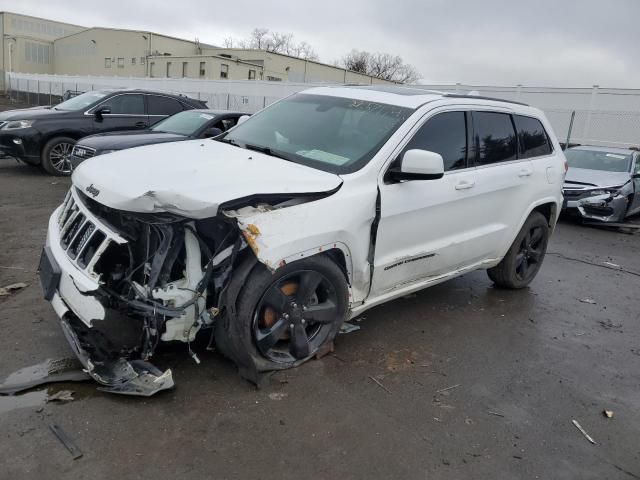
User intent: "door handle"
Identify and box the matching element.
[455,180,475,190]
[518,168,533,177]
[135,121,146,128]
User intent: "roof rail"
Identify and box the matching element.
[443,93,529,106]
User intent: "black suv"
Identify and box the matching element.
[0,89,207,176]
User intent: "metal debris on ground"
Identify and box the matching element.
[268,392,288,401]
[487,410,505,417]
[0,358,89,395]
[603,262,621,268]
[572,419,596,444]
[49,423,83,460]
[0,282,28,296]
[368,375,392,394]
[579,298,597,305]
[603,410,614,418]
[339,322,361,334]
[436,384,462,394]
[47,390,74,403]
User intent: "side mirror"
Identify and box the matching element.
[202,127,223,138]
[94,105,111,118]
[389,149,445,182]
[237,115,250,125]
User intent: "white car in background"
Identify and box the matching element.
[39,85,566,395]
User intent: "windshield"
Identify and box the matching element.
[55,91,110,111]
[221,93,413,173]
[151,110,216,135]
[565,149,632,173]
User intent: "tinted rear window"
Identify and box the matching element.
[148,95,185,116]
[474,112,517,165]
[514,115,552,158]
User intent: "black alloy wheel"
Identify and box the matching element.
[253,270,340,363]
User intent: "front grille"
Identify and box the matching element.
[57,190,111,275]
[71,145,96,160]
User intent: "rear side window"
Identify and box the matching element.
[403,111,467,171]
[148,95,185,116]
[101,94,145,115]
[513,115,552,158]
[473,112,517,165]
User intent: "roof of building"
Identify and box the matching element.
[54,26,217,49]
[0,10,86,29]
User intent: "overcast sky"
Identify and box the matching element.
[6,0,639,87]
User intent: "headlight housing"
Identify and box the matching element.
[2,120,34,130]
[589,188,620,196]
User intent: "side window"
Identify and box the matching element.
[634,156,640,174]
[402,111,467,171]
[148,95,184,116]
[101,94,144,115]
[473,112,517,165]
[513,115,552,158]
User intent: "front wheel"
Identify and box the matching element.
[41,136,76,176]
[217,255,349,377]
[488,212,550,289]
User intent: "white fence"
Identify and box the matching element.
[6,72,640,147]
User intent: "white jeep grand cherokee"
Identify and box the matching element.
[39,85,566,395]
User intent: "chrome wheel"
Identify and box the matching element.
[49,142,74,174]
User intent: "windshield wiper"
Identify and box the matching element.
[216,137,241,147]
[244,143,297,163]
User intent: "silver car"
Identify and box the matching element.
[562,146,640,222]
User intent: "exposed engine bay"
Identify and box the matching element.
[46,188,261,396]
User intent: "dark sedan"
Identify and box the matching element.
[70,109,248,168]
[0,89,207,176]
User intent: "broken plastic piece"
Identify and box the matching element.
[603,410,614,418]
[339,322,360,334]
[0,358,89,395]
[60,318,174,397]
[0,282,28,296]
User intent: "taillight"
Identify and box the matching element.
[564,161,569,173]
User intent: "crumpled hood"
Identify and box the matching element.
[564,167,631,188]
[72,139,342,218]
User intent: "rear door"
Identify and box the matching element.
[471,111,539,258]
[91,93,148,132]
[146,95,186,126]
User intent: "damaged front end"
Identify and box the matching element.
[563,182,633,223]
[42,187,242,396]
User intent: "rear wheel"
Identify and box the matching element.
[218,255,348,375]
[488,212,549,289]
[41,137,75,176]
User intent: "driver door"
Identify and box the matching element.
[369,109,493,297]
[91,93,148,133]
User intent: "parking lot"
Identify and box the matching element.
[1,154,639,478]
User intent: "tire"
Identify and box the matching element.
[41,136,76,176]
[216,255,349,378]
[488,211,550,289]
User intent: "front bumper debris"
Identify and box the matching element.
[60,317,174,396]
[563,192,629,223]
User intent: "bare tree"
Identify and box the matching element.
[341,49,421,84]
[225,28,318,60]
